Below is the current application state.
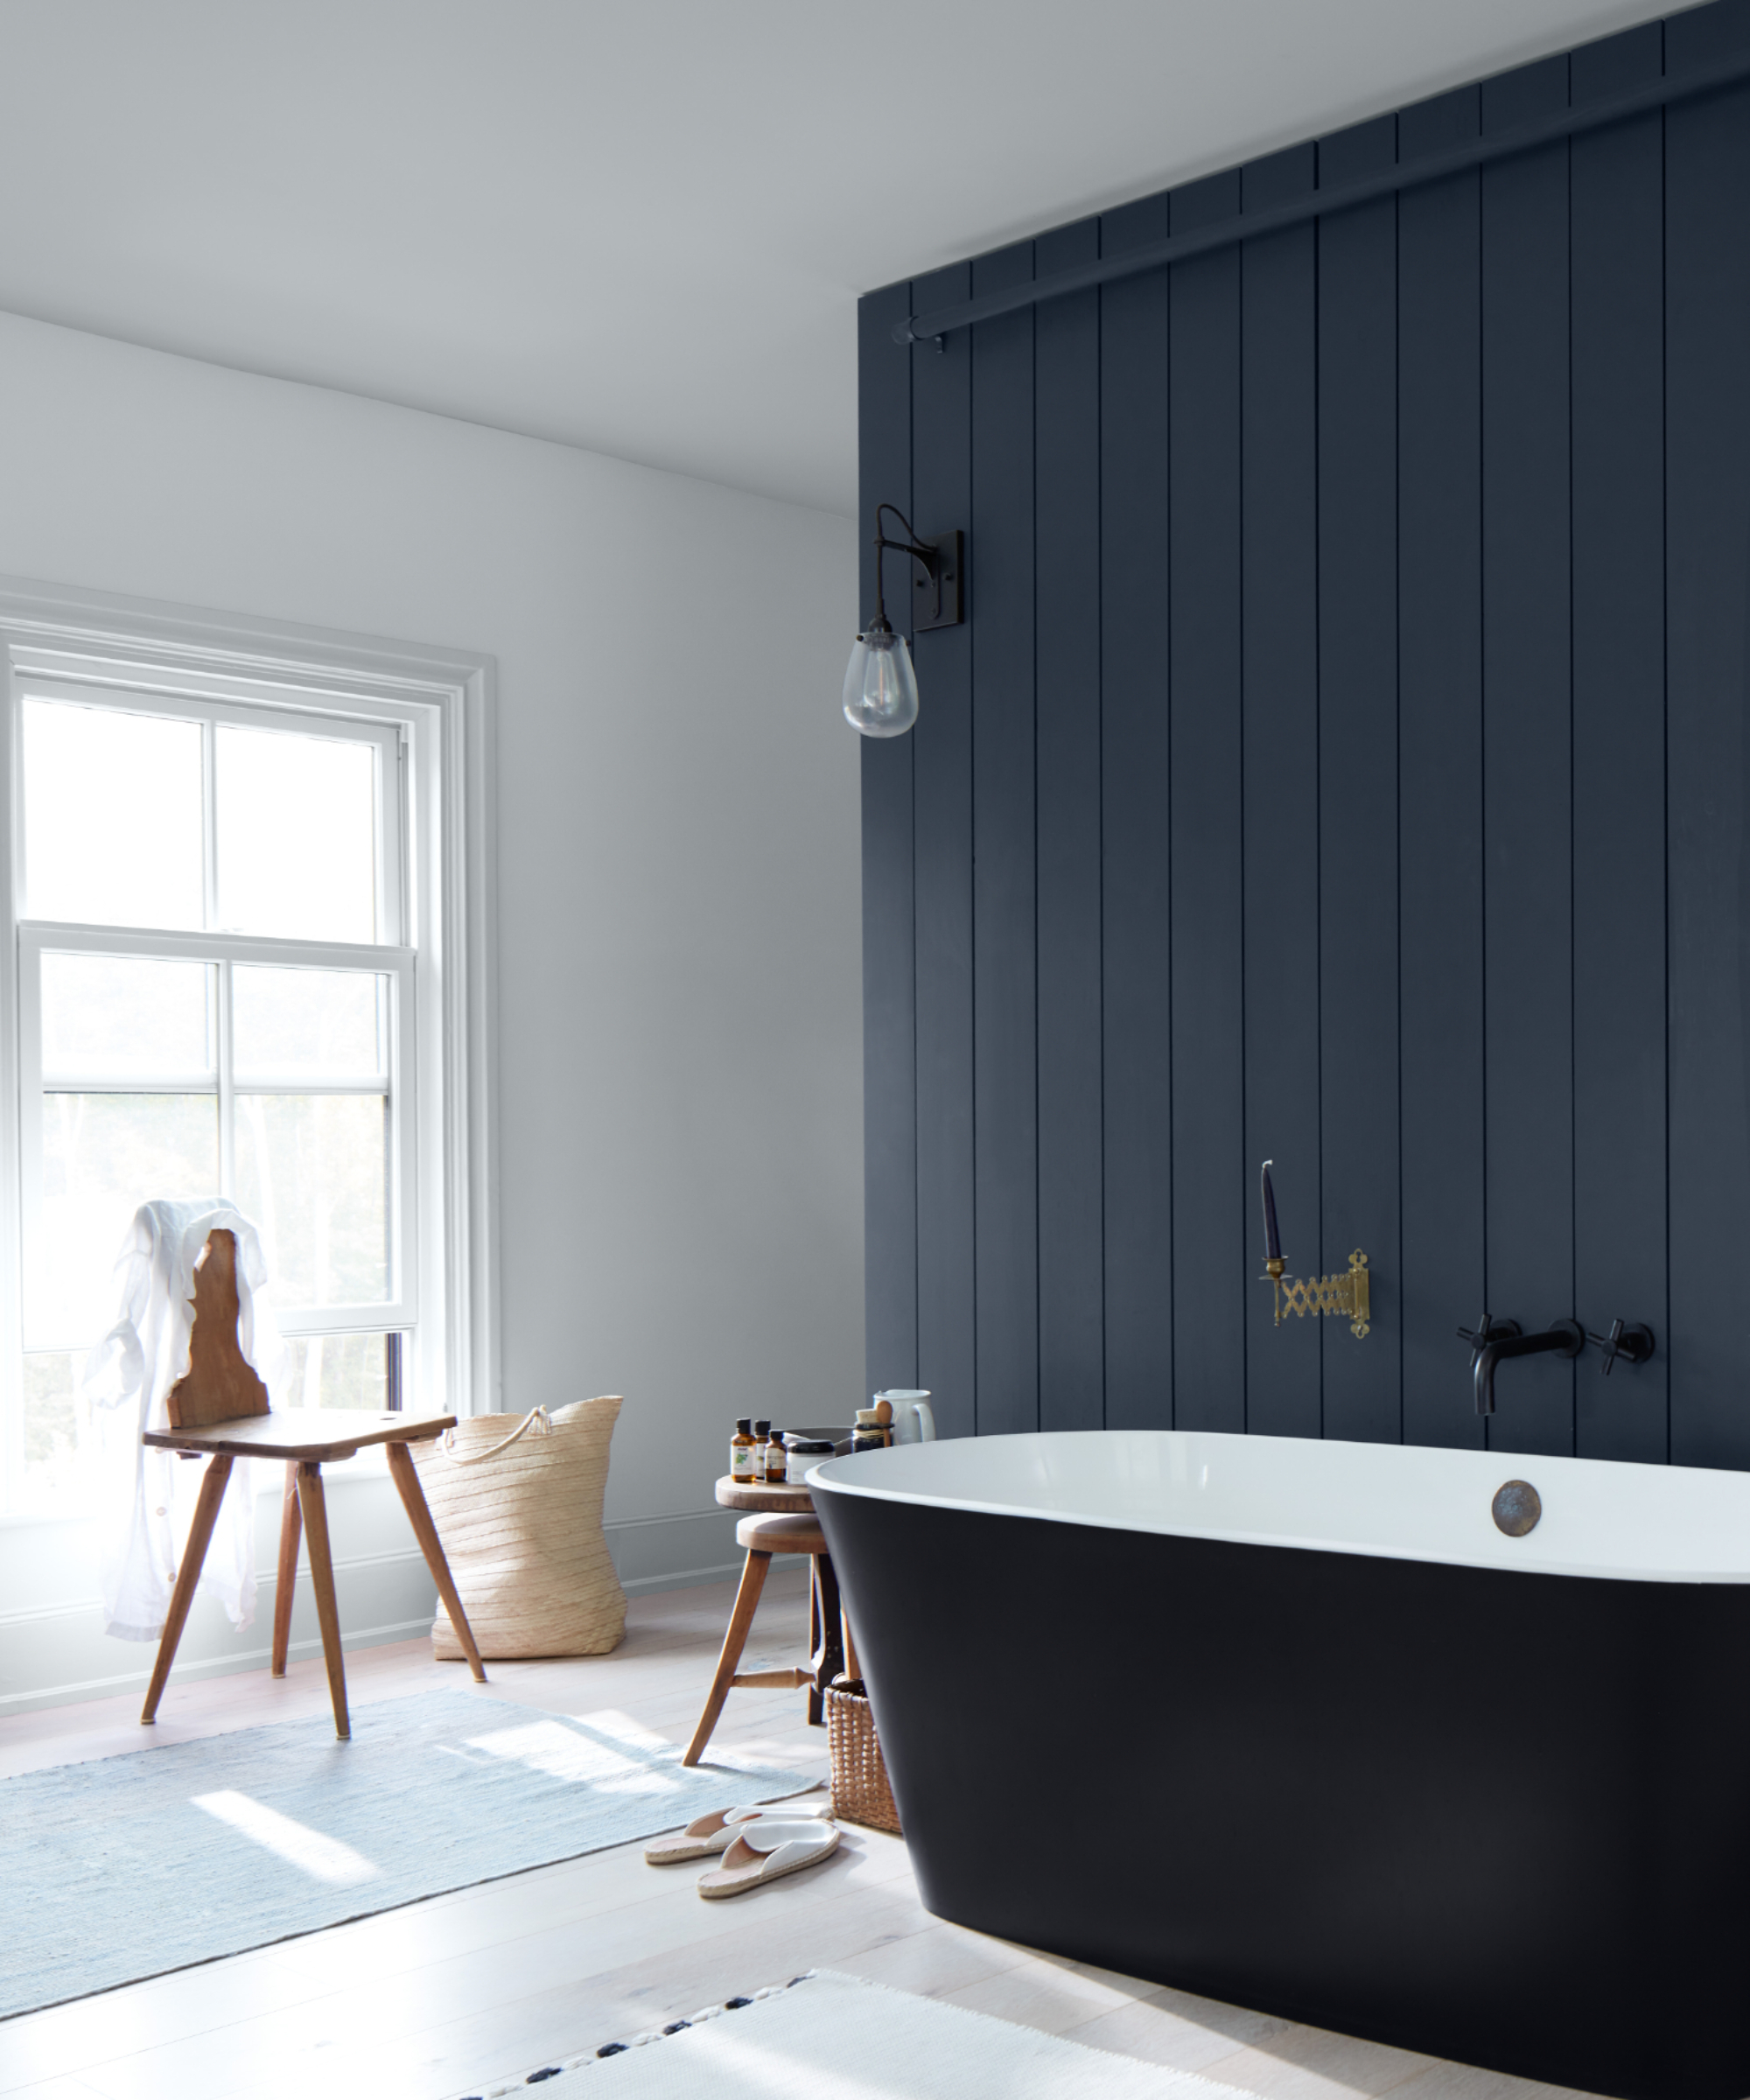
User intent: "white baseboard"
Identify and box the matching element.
[0,1497,805,1714]
[621,1559,740,1593]
[0,1482,440,1714]
[620,1557,808,1596]
[0,1543,426,1630]
[0,1615,435,1715]
[602,1505,739,1590]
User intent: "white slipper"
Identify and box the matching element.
[644,1804,767,1865]
[696,1817,840,1900]
[647,1806,827,1872]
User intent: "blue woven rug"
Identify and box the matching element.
[0,1688,815,2020]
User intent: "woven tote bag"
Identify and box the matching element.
[410,1396,626,1658]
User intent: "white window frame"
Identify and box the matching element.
[0,579,499,1510]
[18,928,417,1347]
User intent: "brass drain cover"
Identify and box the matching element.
[1492,1480,1542,1537]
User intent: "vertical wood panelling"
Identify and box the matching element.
[858,283,919,1400]
[858,0,1750,1475]
[1169,172,1246,1432]
[970,242,1040,1437]
[911,262,976,1442]
[1398,88,1485,1450]
[1666,6,1750,1467]
[1480,56,1576,1458]
[1317,117,1402,1444]
[1240,145,1322,1438]
[1571,24,1669,1463]
[1035,218,1105,1433]
[1099,193,1174,1432]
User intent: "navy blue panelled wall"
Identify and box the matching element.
[859,0,1750,1466]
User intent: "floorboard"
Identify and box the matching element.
[0,1572,1601,2100]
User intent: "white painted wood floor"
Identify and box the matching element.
[0,1568,1596,2100]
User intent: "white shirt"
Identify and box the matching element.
[82,1200,286,1642]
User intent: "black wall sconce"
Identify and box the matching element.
[843,504,964,738]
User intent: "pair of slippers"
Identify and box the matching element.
[644,1802,839,1900]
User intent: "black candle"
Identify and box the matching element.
[1261,1160,1282,1264]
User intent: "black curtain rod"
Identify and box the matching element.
[892,41,1750,345]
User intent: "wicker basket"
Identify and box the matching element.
[409,1397,626,1658]
[826,1675,901,1835]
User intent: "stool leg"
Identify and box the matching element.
[141,1454,234,1724]
[296,1463,350,1741]
[815,1552,844,1684]
[271,1461,302,1677]
[683,1549,771,1767]
[386,1441,487,1683]
[806,1553,822,1725]
[808,1552,845,1722]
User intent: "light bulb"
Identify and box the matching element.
[843,620,919,738]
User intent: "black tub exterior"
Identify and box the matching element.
[813,1486,1750,2100]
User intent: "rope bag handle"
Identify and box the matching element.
[438,1405,551,1464]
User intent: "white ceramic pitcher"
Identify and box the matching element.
[875,1390,936,1444]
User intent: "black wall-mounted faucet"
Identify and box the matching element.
[1456,1313,1586,1416]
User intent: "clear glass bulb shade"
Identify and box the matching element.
[843,625,919,738]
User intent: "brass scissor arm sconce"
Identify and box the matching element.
[1258,1160,1370,1340]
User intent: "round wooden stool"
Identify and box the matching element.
[682,1509,841,1766]
[737,1510,826,1556]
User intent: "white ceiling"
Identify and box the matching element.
[0,0,1676,515]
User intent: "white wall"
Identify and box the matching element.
[0,310,863,1710]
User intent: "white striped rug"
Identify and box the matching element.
[458,1970,1253,2099]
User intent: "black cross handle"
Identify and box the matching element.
[1456,1313,1522,1365]
[1584,1319,1656,1376]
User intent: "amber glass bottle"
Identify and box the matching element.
[730,1417,756,1480]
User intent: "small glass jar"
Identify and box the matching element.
[751,1418,772,1483]
[764,1432,788,1485]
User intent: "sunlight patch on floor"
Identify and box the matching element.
[192,1789,379,1886]
[461,1715,685,1795]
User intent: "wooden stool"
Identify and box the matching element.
[682,1511,844,1767]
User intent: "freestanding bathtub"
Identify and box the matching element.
[809,1431,1750,2100]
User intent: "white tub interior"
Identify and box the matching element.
[808,1430,1750,1583]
